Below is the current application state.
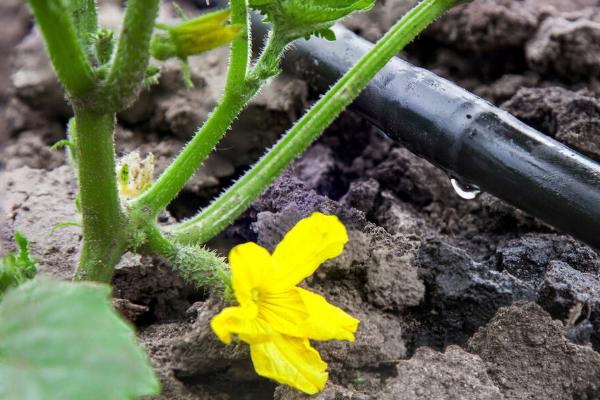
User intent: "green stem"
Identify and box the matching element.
[227,0,251,95]
[67,0,98,58]
[131,94,249,220]
[26,0,95,97]
[142,223,233,300]
[142,223,176,259]
[131,0,255,220]
[171,0,460,244]
[74,110,127,282]
[103,0,160,111]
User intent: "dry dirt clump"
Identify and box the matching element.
[378,346,505,400]
[0,166,79,279]
[468,302,600,399]
[2,0,600,399]
[502,87,600,161]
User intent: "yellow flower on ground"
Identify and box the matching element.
[211,212,359,394]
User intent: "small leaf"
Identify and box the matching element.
[314,28,336,41]
[50,139,73,152]
[0,279,160,400]
[0,232,37,295]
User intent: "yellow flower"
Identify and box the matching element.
[211,212,359,394]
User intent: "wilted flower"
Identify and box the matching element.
[116,151,155,199]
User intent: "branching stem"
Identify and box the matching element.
[171,0,461,244]
[68,0,99,57]
[131,0,284,221]
[103,0,160,111]
[26,0,95,98]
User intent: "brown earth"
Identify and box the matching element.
[1,0,600,399]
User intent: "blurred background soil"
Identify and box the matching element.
[1,0,600,399]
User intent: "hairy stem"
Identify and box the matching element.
[171,0,461,244]
[130,0,254,220]
[142,224,232,299]
[67,0,98,57]
[26,0,95,97]
[103,0,160,111]
[74,110,127,282]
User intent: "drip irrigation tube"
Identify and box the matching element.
[253,20,600,250]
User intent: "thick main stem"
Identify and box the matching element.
[74,110,127,282]
[172,0,461,244]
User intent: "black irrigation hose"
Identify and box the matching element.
[253,20,600,250]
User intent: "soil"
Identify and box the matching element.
[1,0,600,399]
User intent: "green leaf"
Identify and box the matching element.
[0,279,160,400]
[249,0,374,41]
[0,232,37,295]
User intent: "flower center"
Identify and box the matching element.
[251,288,260,302]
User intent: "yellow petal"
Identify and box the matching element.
[210,306,272,345]
[258,289,308,337]
[250,334,328,394]
[297,288,359,342]
[229,242,276,305]
[271,213,348,290]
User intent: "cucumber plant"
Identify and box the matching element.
[1,0,467,397]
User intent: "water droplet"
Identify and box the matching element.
[450,178,481,200]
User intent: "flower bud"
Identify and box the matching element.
[151,9,241,61]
